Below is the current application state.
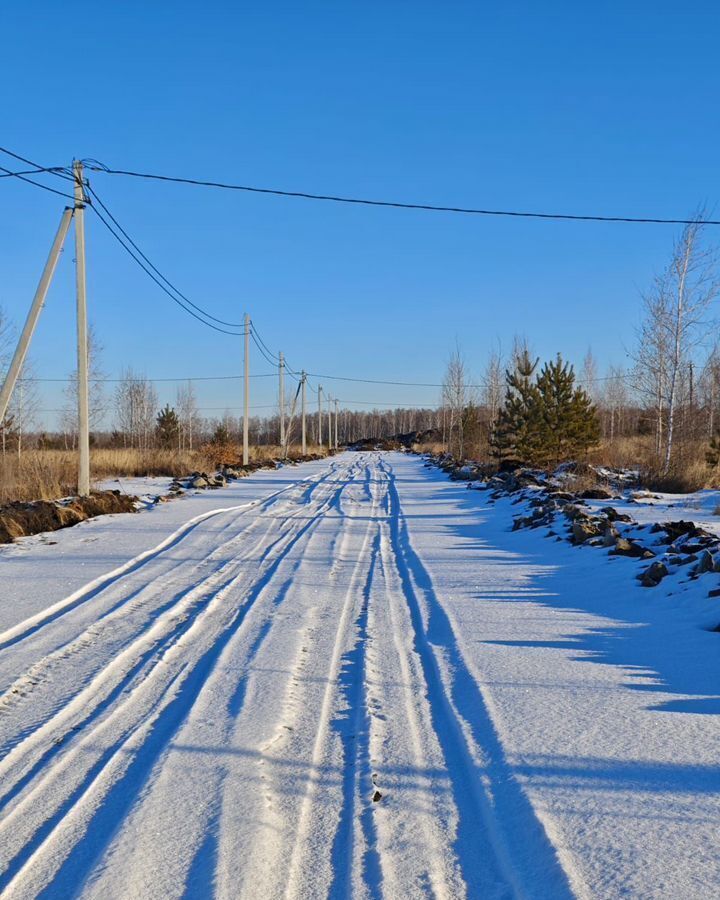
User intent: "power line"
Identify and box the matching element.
[85,162,720,226]
[249,321,281,363]
[0,164,76,201]
[21,373,276,384]
[89,198,248,336]
[0,167,67,179]
[86,185,246,329]
[0,146,75,182]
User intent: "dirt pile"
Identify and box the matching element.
[0,491,137,544]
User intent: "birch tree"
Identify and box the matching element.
[114,370,159,449]
[60,325,108,446]
[659,216,718,471]
[442,345,468,459]
[482,345,504,432]
[176,380,201,450]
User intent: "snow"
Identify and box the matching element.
[1,452,719,898]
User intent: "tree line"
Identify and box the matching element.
[1,211,718,473]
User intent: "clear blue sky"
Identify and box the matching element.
[2,1,720,424]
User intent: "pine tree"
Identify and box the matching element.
[156,404,180,449]
[490,349,540,462]
[211,422,231,446]
[532,355,600,465]
[706,432,720,468]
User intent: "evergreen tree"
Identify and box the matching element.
[490,349,540,461]
[211,422,231,445]
[156,404,180,449]
[532,355,600,465]
[491,353,599,466]
[706,432,720,468]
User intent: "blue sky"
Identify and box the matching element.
[2,2,720,424]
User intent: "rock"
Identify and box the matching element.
[661,521,708,544]
[190,476,208,489]
[547,490,574,502]
[372,790,382,802]
[641,561,669,587]
[602,525,619,547]
[512,516,533,531]
[696,550,715,574]
[708,587,720,599]
[580,487,613,500]
[563,504,590,521]
[572,520,603,544]
[599,506,633,523]
[611,538,651,558]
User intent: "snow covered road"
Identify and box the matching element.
[1,452,719,898]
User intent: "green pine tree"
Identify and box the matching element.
[532,355,600,465]
[211,422,231,446]
[706,432,720,468]
[490,349,540,462]
[156,404,180,449]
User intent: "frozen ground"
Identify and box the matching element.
[1,452,719,898]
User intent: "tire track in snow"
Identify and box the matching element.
[0,471,352,796]
[0,466,334,655]
[271,458,384,900]
[0,461,360,898]
[98,459,369,900]
[327,519,383,900]
[0,462,347,742]
[382,458,575,899]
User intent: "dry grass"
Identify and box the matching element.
[0,444,329,504]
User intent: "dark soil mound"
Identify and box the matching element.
[0,491,137,544]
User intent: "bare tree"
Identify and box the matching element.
[0,307,16,455]
[60,324,108,447]
[581,348,599,403]
[176,380,201,450]
[659,216,718,471]
[482,344,504,433]
[632,286,670,460]
[602,365,629,442]
[114,370,159,450]
[442,344,468,459]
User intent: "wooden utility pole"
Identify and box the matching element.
[0,207,73,425]
[279,350,285,446]
[243,313,250,465]
[318,385,323,446]
[73,161,90,497]
[334,398,339,450]
[301,370,307,455]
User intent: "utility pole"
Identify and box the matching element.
[243,313,250,465]
[0,207,73,425]
[74,161,91,497]
[279,351,285,446]
[301,370,307,455]
[327,396,332,450]
[334,398,339,450]
[318,385,323,447]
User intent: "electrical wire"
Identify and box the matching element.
[84,162,720,226]
[21,373,276,383]
[86,185,246,329]
[248,321,281,362]
[0,164,76,201]
[89,201,248,336]
[0,146,73,178]
[0,167,66,179]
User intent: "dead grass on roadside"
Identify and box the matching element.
[0,444,330,504]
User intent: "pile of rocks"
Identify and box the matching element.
[426,455,720,595]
